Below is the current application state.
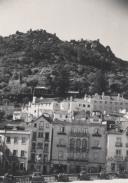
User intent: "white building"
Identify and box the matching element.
[21,97,60,122]
[84,93,128,114]
[106,127,128,173]
[60,97,93,113]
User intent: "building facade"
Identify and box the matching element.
[51,120,107,174]
[84,93,128,114]
[106,127,128,173]
[0,125,31,174]
[28,115,52,174]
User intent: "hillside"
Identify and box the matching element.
[0,29,128,100]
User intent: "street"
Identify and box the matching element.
[72,179,128,183]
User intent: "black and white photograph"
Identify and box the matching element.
[0,0,128,182]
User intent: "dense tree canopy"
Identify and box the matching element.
[0,29,128,99]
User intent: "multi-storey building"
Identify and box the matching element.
[51,119,107,174]
[28,115,52,174]
[0,123,31,174]
[84,93,128,114]
[60,98,93,113]
[106,127,128,173]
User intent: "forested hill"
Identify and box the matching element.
[0,29,128,99]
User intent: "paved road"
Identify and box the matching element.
[72,179,128,183]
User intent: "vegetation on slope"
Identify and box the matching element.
[0,29,128,100]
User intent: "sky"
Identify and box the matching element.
[0,0,128,60]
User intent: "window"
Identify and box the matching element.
[126,150,128,156]
[22,137,26,144]
[111,163,115,171]
[115,137,122,147]
[34,123,37,128]
[94,152,98,160]
[87,105,90,108]
[46,123,49,128]
[21,150,26,157]
[6,149,10,156]
[37,142,43,149]
[38,132,43,138]
[116,149,122,156]
[44,154,48,162]
[31,153,35,161]
[116,137,121,142]
[32,132,37,141]
[13,150,18,156]
[83,128,88,134]
[70,138,75,151]
[83,104,85,107]
[60,126,65,133]
[0,136,1,143]
[32,142,36,151]
[6,137,11,144]
[45,132,49,141]
[93,140,100,147]
[92,128,101,136]
[82,139,88,151]
[76,139,81,152]
[94,128,100,134]
[20,163,24,170]
[39,125,43,130]
[14,137,18,144]
[58,151,63,160]
[44,143,48,153]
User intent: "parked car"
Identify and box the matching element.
[99,171,118,180]
[56,173,69,182]
[79,171,91,180]
[30,172,44,183]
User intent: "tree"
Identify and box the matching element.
[93,70,108,94]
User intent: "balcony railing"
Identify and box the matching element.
[57,144,66,148]
[70,132,88,137]
[115,142,123,147]
[57,132,67,135]
[92,133,102,137]
[67,157,88,162]
[114,155,123,161]
[91,146,101,150]
[68,147,89,153]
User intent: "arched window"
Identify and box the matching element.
[70,138,75,151]
[82,139,88,152]
[76,139,81,152]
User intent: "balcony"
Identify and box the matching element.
[70,132,88,137]
[125,156,128,161]
[57,132,67,135]
[67,157,88,162]
[115,142,123,147]
[91,146,101,150]
[92,133,102,137]
[57,144,66,148]
[68,147,88,153]
[114,155,123,161]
